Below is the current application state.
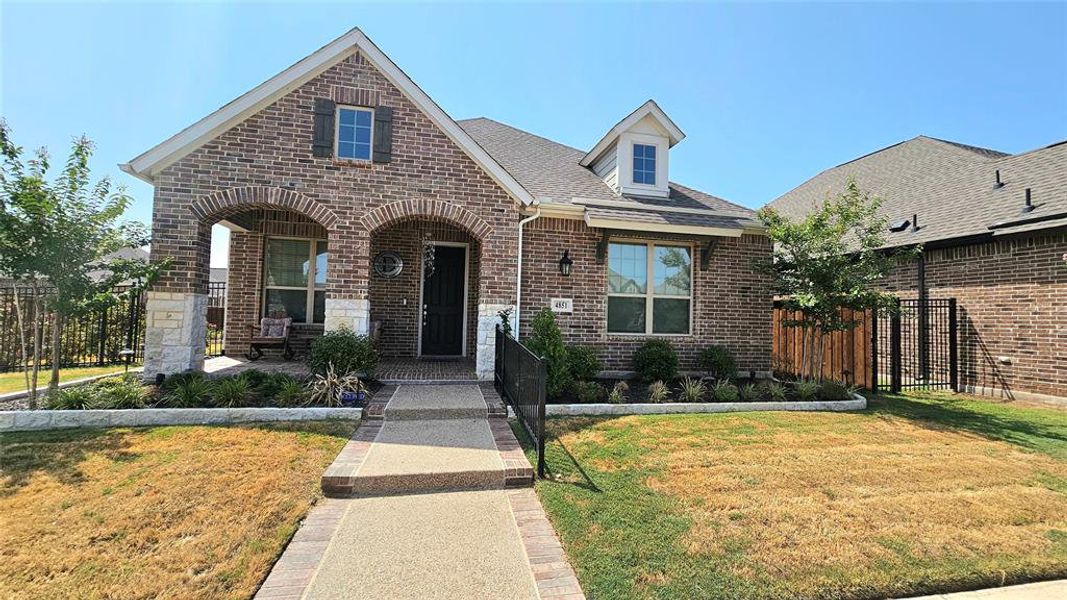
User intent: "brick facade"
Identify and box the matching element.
[519,218,774,373]
[879,231,1066,401]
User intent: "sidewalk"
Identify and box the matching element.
[905,580,1067,599]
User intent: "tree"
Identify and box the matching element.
[756,179,914,380]
[0,121,165,406]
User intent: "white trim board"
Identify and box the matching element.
[120,28,535,207]
[580,99,686,167]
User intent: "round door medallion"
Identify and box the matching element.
[373,252,404,278]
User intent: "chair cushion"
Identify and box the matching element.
[260,317,292,338]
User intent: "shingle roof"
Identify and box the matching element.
[766,136,1067,248]
[458,117,757,223]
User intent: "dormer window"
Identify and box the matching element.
[632,144,657,185]
[336,106,373,161]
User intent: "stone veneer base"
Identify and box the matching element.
[0,407,362,433]
[545,393,867,416]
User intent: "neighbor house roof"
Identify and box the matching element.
[458,117,761,235]
[121,28,535,206]
[766,135,1067,249]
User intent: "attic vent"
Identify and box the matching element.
[993,169,1004,189]
[889,218,910,232]
[1022,188,1034,214]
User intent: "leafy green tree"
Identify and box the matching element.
[0,121,164,406]
[756,179,913,380]
[525,307,570,398]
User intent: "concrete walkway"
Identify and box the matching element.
[905,580,1067,599]
[256,384,583,600]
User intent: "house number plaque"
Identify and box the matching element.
[550,298,573,313]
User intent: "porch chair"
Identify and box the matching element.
[247,316,294,361]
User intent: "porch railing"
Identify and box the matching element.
[494,325,547,478]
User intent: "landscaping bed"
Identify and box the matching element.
[0,421,357,599]
[526,391,1067,599]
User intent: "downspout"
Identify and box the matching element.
[514,201,542,337]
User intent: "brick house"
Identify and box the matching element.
[768,136,1066,404]
[123,28,772,380]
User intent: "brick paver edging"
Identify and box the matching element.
[320,418,385,496]
[0,407,363,433]
[254,497,352,599]
[507,488,586,599]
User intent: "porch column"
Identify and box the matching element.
[324,222,370,335]
[324,297,370,334]
[476,302,513,380]
[144,291,208,376]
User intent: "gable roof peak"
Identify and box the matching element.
[121,27,534,205]
[579,99,686,167]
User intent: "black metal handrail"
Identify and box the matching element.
[494,325,547,477]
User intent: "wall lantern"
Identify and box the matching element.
[558,250,573,276]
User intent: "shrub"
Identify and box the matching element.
[819,380,853,401]
[308,328,378,376]
[700,345,737,380]
[307,365,363,407]
[760,381,788,401]
[711,379,740,403]
[89,375,149,409]
[526,307,570,398]
[566,346,602,382]
[274,379,309,407]
[739,383,760,402]
[632,340,678,383]
[251,371,301,403]
[647,380,671,403]
[46,386,96,410]
[608,381,629,404]
[678,377,706,402]
[795,379,820,401]
[160,373,214,408]
[212,376,254,408]
[572,380,604,404]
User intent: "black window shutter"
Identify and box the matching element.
[373,106,393,163]
[312,98,335,158]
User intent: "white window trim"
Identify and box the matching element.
[618,132,669,198]
[334,105,374,162]
[606,240,694,336]
[262,236,328,324]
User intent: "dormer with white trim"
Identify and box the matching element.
[580,100,685,199]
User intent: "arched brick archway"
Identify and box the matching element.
[361,199,493,240]
[190,186,339,229]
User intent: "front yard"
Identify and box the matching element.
[532,392,1067,599]
[0,421,356,599]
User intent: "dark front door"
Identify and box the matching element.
[421,245,466,356]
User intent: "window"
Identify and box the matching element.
[632,143,656,185]
[336,107,373,160]
[264,238,328,324]
[607,242,691,334]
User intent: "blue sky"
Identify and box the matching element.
[3,2,1065,265]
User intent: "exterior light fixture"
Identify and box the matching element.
[558,250,573,276]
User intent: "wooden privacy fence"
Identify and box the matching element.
[772,301,875,389]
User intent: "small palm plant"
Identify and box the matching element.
[678,377,706,402]
[647,380,672,403]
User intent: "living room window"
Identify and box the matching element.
[607,241,691,335]
[263,238,327,324]
[336,106,373,161]
[632,143,657,185]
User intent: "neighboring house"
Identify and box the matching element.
[2,246,150,286]
[122,28,772,379]
[768,136,1066,404]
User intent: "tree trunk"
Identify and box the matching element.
[48,311,62,393]
[13,288,31,402]
[28,284,43,408]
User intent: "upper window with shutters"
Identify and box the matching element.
[336,106,373,161]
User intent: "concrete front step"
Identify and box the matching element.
[382,384,490,421]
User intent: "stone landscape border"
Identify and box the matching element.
[0,407,362,433]
[544,393,866,416]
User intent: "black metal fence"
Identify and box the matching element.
[0,285,146,373]
[206,281,227,358]
[494,325,547,478]
[875,298,958,393]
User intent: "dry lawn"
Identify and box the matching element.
[0,421,356,600]
[535,393,1067,599]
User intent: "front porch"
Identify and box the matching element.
[203,355,477,384]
